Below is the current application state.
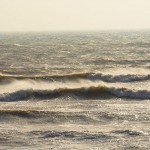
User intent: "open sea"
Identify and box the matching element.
[0,31,150,150]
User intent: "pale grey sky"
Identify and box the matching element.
[0,0,150,31]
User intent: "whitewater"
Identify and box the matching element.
[0,31,150,150]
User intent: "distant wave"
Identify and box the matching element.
[13,43,23,47]
[0,72,150,83]
[0,85,150,102]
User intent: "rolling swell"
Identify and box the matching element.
[0,72,150,83]
[0,85,150,102]
[1,109,150,124]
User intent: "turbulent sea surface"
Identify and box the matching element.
[0,31,150,150]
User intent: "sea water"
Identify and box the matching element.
[0,31,150,149]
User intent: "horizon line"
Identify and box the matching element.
[0,28,150,33]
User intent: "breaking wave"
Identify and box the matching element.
[87,73,150,82]
[0,85,150,102]
[0,72,150,83]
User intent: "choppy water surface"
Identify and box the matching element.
[0,31,150,149]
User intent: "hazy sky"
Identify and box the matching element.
[0,0,150,31]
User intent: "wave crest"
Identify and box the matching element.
[0,86,150,101]
[0,72,149,83]
[87,73,150,82]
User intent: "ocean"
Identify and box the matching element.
[0,31,150,150]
